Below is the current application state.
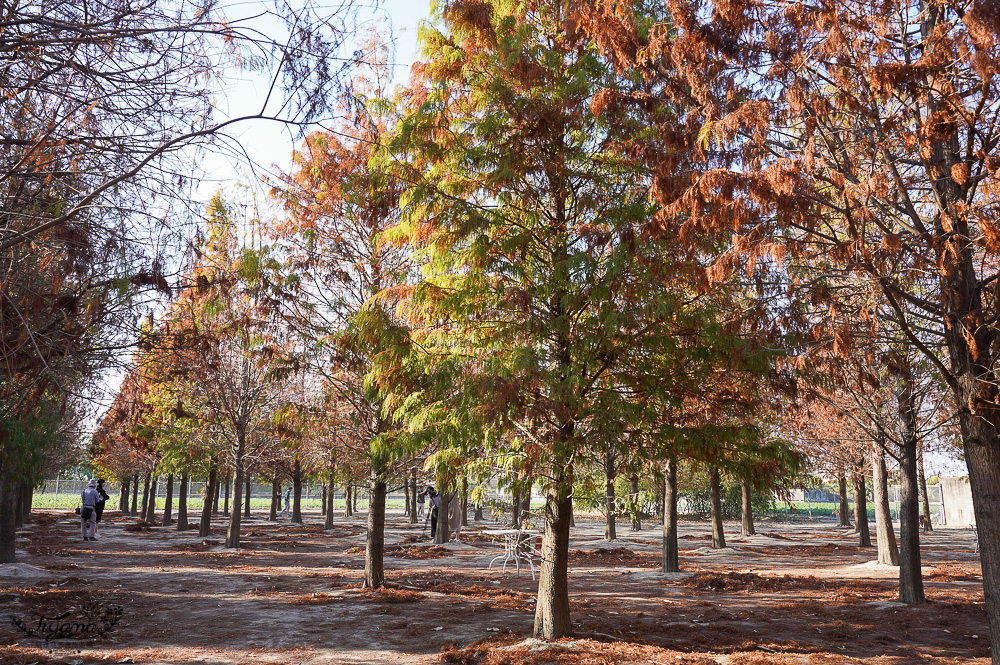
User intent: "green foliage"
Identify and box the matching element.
[0,408,73,483]
[677,470,775,519]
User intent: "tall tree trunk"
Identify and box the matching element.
[533,469,573,639]
[363,464,387,589]
[139,473,151,520]
[740,477,755,536]
[662,457,679,573]
[22,481,33,524]
[0,467,18,563]
[461,477,469,527]
[226,431,247,549]
[163,474,174,526]
[199,467,217,537]
[291,458,303,524]
[321,484,327,516]
[345,484,353,517]
[897,377,925,602]
[435,486,450,544]
[475,502,484,521]
[710,467,726,549]
[226,470,244,548]
[918,442,934,532]
[176,474,189,531]
[16,481,32,526]
[244,477,252,518]
[630,473,641,531]
[212,474,220,514]
[655,469,665,525]
[269,473,280,521]
[223,474,231,516]
[410,469,419,525]
[512,482,522,526]
[521,479,531,517]
[838,474,852,527]
[959,410,1000,665]
[872,441,900,565]
[118,478,129,512]
[145,475,158,524]
[604,451,616,540]
[403,476,411,517]
[130,475,139,515]
[853,466,872,547]
[325,468,336,530]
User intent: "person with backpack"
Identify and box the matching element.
[80,479,100,541]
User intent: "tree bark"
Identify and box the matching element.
[145,475,158,524]
[533,472,573,639]
[118,478,129,512]
[655,469,665,525]
[163,474,174,526]
[403,476,411,517]
[512,482,522,526]
[223,474,230,516]
[130,475,139,515]
[872,441,899,566]
[226,469,244,548]
[244,477,251,518]
[740,477,755,536]
[212,474,220,514]
[662,457,679,573]
[435,486,450,544]
[269,473,280,521]
[0,468,18,563]
[710,467,726,549]
[176,474,189,531]
[325,468,336,530]
[461,477,469,527]
[226,433,246,549]
[630,472,641,531]
[363,466,387,589]
[199,467,217,537]
[291,458,303,523]
[853,465,872,547]
[959,411,1000,665]
[139,473,151,521]
[897,376,925,602]
[321,484,328,516]
[838,475,852,527]
[604,451,616,540]
[918,442,934,532]
[410,469,419,525]
[345,484,353,517]
[16,480,32,526]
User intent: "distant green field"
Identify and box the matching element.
[31,492,409,513]
[770,501,940,520]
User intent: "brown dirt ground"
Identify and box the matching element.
[0,509,988,664]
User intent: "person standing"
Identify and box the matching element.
[279,486,291,517]
[425,486,440,540]
[93,479,110,538]
[80,480,100,541]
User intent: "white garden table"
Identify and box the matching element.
[484,529,540,580]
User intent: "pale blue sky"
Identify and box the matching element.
[198,0,432,196]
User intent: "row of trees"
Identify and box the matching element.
[96,0,965,642]
[8,0,1000,658]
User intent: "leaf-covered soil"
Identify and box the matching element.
[0,509,987,664]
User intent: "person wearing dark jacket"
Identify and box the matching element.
[94,479,110,538]
[425,486,440,540]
